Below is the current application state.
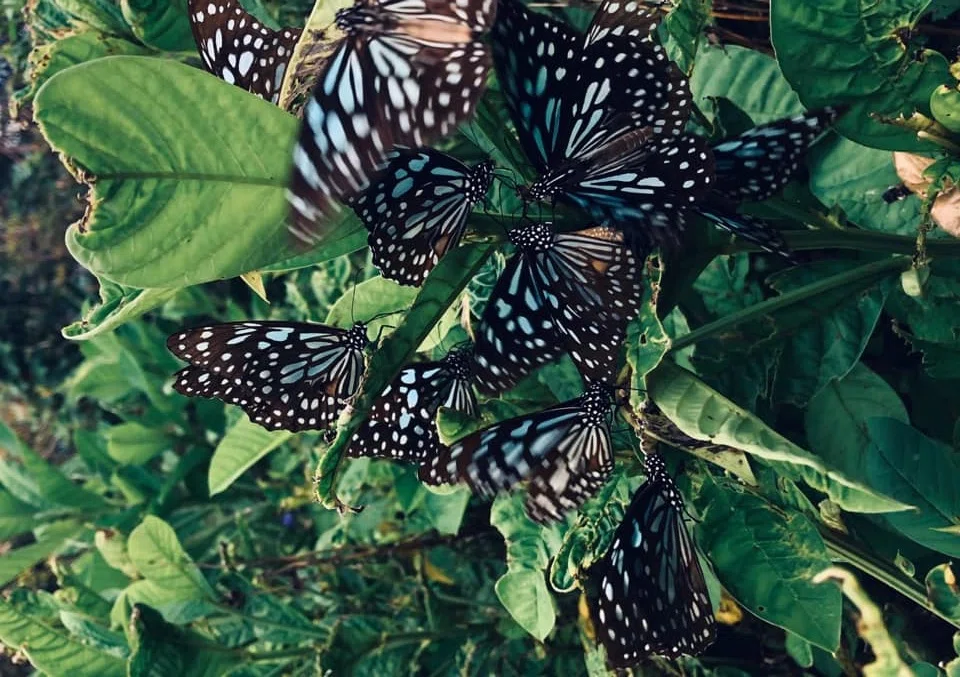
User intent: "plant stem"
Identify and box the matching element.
[821,528,960,631]
[670,256,908,352]
[248,646,318,662]
[720,228,960,257]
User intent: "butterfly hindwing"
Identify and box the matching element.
[289,0,495,241]
[353,148,494,285]
[168,321,368,432]
[349,348,477,462]
[591,453,716,666]
[420,383,614,524]
[187,0,301,104]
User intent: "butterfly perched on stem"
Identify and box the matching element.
[348,347,477,461]
[288,0,496,244]
[472,220,642,396]
[699,107,841,260]
[492,0,713,253]
[187,0,302,104]
[590,451,716,666]
[167,321,369,432]
[420,382,615,523]
[352,148,494,286]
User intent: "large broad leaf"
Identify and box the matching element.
[0,520,85,587]
[808,136,922,235]
[770,0,951,150]
[120,0,194,51]
[208,417,292,496]
[0,597,126,677]
[659,0,711,74]
[649,360,910,513]
[690,44,803,124]
[626,253,669,404]
[127,604,241,677]
[62,279,179,340]
[106,422,172,465]
[695,476,841,652]
[805,363,910,496]
[34,56,353,288]
[865,418,960,557]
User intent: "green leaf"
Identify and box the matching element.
[63,280,179,340]
[127,604,241,677]
[494,570,556,642]
[690,45,804,124]
[695,477,841,652]
[649,360,910,513]
[660,0,711,74]
[785,632,814,668]
[34,56,337,288]
[808,136,922,235]
[693,254,763,317]
[926,564,960,623]
[261,217,368,273]
[120,0,194,51]
[0,521,85,587]
[423,487,471,536]
[208,417,292,496]
[326,275,418,335]
[865,418,960,556]
[126,516,217,602]
[57,611,128,659]
[805,363,910,500]
[18,31,152,109]
[314,243,492,506]
[0,596,126,677]
[770,0,951,150]
[106,422,171,465]
[626,253,669,403]
[0,490,45,541]
[50,0,134,39]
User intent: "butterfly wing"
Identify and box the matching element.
[188,0,301,104]
[353,148,493,285]
[698,207,797,262]
[711,107,839,203]
[473,253,565,395]
[289,0,493,241]
[584,0,665,45]
[591,459,716,665]
[168,322,367,431]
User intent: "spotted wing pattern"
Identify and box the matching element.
[188,0,301,104]
[420,383,614,523]
[168,321,368,432]
[288,0,496,243]
[473,221,642,395]
[352,148,494,285]
[591,452,716,666]
[348,348,477,462]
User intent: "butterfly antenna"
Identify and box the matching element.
[349,267,363,326]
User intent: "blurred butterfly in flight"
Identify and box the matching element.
[471,220,643,396]
[168,321,368,432]
[352,148,495,286]
[492,0,713,254]
[187,0,301,104]
[590,451,716,666]
[420,382,615,524]
[288,0,497,244]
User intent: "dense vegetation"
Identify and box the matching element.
[3,0,960,675]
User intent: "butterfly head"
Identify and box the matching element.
[335,2,379,32]
[508,219,555,252]
[346,322,371,350]
[580,382,615,425]
[443,347,475,380]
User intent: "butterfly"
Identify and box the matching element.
[420,382,615,524]
[348,347,477,461]
[187,0,302,104]
[167,321,369,432]
[472,220,642,396]
[590,452,716,666]
[352,148,495,286]
[492,0,713,252]
[699,107,841,259]
[288,0,496,243]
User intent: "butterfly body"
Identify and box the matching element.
[591,452,716,665]
[353,148,494,285]
[349,347,477,461]
[168,321,369,432]
[420,382,615,523]
[473,220,642,395]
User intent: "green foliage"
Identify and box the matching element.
[5,0,960,674]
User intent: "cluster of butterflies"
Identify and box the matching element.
[181,0,840,665]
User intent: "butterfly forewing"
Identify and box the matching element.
[353,148,494,285]
[591,453,716,666]
[348,348,477,462]
[711,107,839,203]
[699,208,796,262]
[188,0,301,104]
[289,0,495,242]
[167,321,368,432]
[420,383,614,524]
